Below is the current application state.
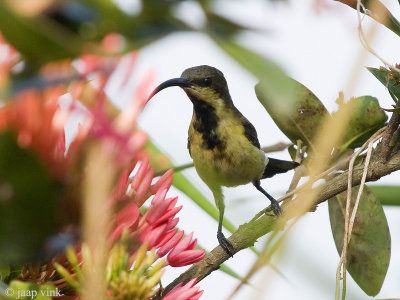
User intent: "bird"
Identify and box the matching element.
[148,65,299,256]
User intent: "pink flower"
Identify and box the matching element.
[140,224,167,248]
[131,158,154,205]
[156,230,183,257]
[146,193,182,227]
[88,103,148,166]
[109,202,140,242]
[162,278,203,300]
[101,33,125,54]
[165,217,179,230]
[151,169,174,194]
[167,233,205,267]
[112,167,133,202]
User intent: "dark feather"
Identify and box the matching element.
[191,97,226,151]
[262,158,299,179]
[240,115,260,149]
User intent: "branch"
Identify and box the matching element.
[377,103,400,160]
[261,142,291,153]
[154,151,400,299]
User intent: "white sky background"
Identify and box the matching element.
[108,0,400,299]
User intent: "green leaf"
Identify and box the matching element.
[78,0,126,21]
[328,185,391,296]
[4,281,58,299]
[365,0,400,37]
[333,96,387,152]
[204,10,254,37]
[214,38,299,115]
[0,266,23,286]
[0,131,58,265]
[368,67,400,101]
[0,266,10,282]
[255,77,329,149]
[219,264,242,280]
[287,145,297,161]
[368,185,400,206]
[337,0,400,37]
[0,2,86,71]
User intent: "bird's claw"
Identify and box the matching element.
[271,201,282,216]
[217,231,234,257]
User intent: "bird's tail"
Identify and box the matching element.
[262,158,299,179]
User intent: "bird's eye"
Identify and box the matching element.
[203,77,212,86]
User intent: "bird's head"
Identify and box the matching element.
[148,65,232,106]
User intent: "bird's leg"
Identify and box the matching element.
[213,188,234,257]
[253,180,282,216]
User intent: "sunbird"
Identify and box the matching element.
[148,65,298,256]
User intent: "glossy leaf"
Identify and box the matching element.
[368,185,400,206]
[328,185,391,296]
[368,67,400,101]
[255,77,329,149]
[333,96,387,151]
[336,0,400,37]
[0,131,57,265]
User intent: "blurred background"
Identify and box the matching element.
[2,0,400,299]
[121,0,400,299]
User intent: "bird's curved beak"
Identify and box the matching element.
[147,77,190,101]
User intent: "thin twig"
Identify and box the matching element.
[378,103,400,160]
[154,162,194,177]
[280,151,354,202]
[348,143,373,240]
[355,0,400,162]
[356,0,400,73]
[287,140,305,192]
[335,127,385,300]
[261,142,292,153]
[280,140,306,210]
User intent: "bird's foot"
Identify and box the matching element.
[217,231,234,257]
[270,199,282,216]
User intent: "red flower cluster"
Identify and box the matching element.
[163,279,204,300]
[0,32,205,299]
[111,158,205,268]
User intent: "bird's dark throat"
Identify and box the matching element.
[190,96,226,151]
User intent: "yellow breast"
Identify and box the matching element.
[188,109,266,189]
